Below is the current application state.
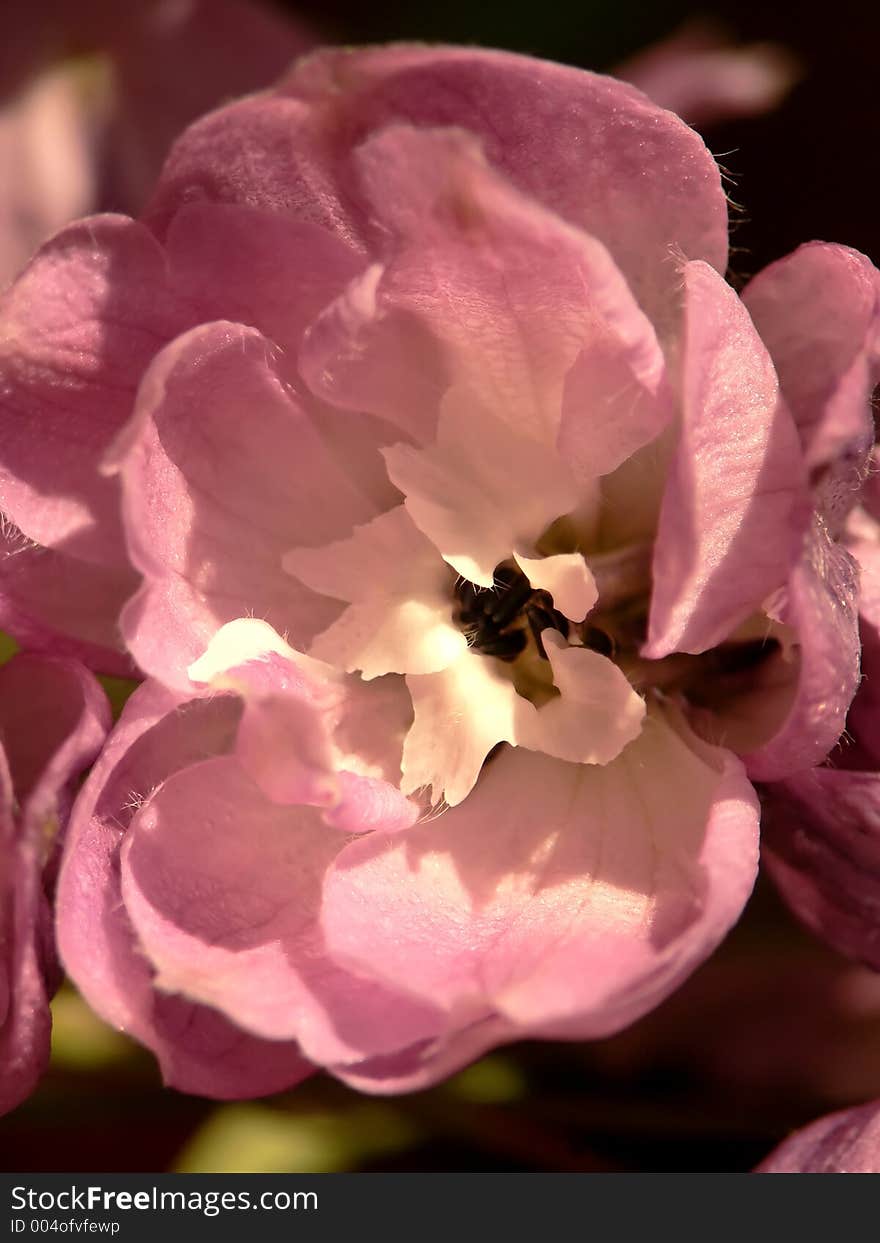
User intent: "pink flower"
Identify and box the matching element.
[0,654,109,1115]
[0,45,875,1095]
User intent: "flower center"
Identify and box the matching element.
[453,562,570,662]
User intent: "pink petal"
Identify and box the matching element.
[743,243,880,477]
[559,341,671,487]
[146,46,727,330]
[0,653,109,1115]
[298,262,446,445]
[0,823,51,1116]
[757,1101,880,1173]
[0,521,137,675]
[302,124,668,455]
[188,618,418,833]
[216,658,340,813]
[165,202,364,365]
[762,768,880,971]
[119,755,442,1065]
[0,653,109,815]
[324,705,758,1049]
[332,1017,512,1095]
[56,680,312,1099]
[744,518,860,780]
[116,321,378,686]
[0,214,191,566]
[646,261,808,658]
[290,46,729,331]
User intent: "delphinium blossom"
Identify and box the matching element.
[0,0,314,288]
[0,654,108,1115]
[0,46,877,1096]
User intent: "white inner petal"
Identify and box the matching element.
[513,551,598,622]
[403,632,645,807]
[519,631,646,765]
[383,391,580,586]
[402,651,532,806]
[283,506,466,679]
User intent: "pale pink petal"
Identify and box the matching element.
[513,552,598,622]
[384,397,580,587]
[302,125,669,451]
[143,92,345,240]
[119,756,442,1064]
[558,342,671,487]
[147,47,727,333]
[0,214,191,566]
[762,768,880,972]
[284,506,465,678]
[298,262,445,445]
[745,519,860,780]
[618,25,798,128]
[757,1101,880,1173]
[228,668,339,813]
[332,1017,513,1095]
[165,202,364,364]
[323,706,759,1045]
[646,261,807,658]
[0,653,110,816]
[301,123,669,461]
[188,618,418,833]
[284,46,729,331]
[324,673,417,833]
[56,680,313,1098]
[116,321,378,687]
[519,632,646,764]
[743,242,880,478]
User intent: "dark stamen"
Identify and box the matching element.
[581,625,615,659]
[455,563,570,661]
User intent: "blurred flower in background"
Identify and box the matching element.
[0,0,315,288]
[616,20,799,127]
